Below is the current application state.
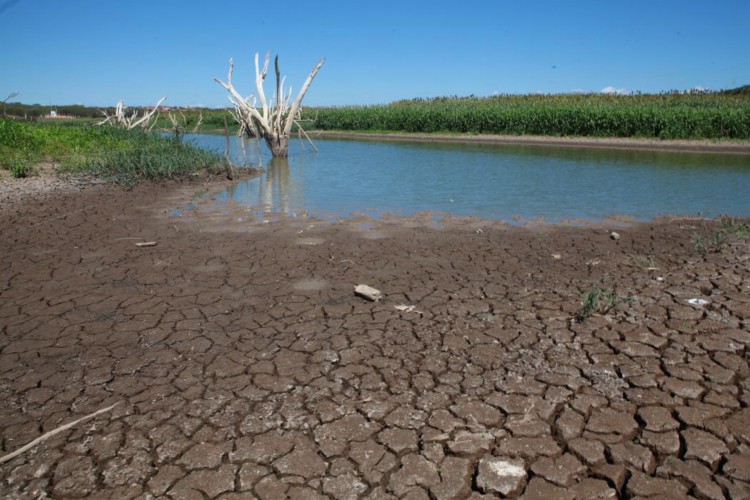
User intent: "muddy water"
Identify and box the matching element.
[185,134,750,223]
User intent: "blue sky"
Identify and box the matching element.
[1,0,749,107]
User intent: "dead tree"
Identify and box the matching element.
[2,91,19,117]
[98,97,166,130]
[215,52,324,157]
[166,110,203,136]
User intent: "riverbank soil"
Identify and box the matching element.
[1,179,749,498]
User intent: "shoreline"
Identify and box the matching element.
[2,174,743,230]
[308,130,750,155]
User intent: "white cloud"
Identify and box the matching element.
[600,86,630,95]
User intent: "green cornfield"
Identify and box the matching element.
[307,92,750,140]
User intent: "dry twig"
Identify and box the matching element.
[0,402,120,465]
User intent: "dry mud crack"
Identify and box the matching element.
[1,180,749,498]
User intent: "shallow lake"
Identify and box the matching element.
[184,134,750,223]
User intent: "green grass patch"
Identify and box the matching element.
[1,118,223,185]
[719,216,750,239]
[575,287,622,322]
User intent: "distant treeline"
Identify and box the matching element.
[2,102,234,128]
[2,102,114,119]
[5,86,750,140]
[306,89,750,140]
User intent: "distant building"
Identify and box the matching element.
[48,110,76,119]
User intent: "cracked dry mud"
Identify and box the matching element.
[1,180,749,499]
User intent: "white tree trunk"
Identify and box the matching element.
[215,53,324,157]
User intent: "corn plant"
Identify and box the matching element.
[307,92,750,140]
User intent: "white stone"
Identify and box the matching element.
[477,456,527,496]
[355,284,382,301]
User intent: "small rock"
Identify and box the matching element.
[687,298,710,307]
[476,456,527,496]
[610,231,620,241]
[355,284,382,301]
[394,304,416,312]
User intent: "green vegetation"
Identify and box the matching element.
[3,102,236,134]
[720,216,750,239]
[692,216,749,256]
[692,230,727,256]
[9,157,31,178]
[152,108,237,133]
[575,287,621,322]
[627,254,658,269]
[307,92,750,140]
[0,118,223,185]
[7,89,750,140]
[3,102,110,120]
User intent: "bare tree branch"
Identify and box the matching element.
[97,97,167,130]
[215,52,324,157]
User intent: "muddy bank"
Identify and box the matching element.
[1,178,749,498]
[310,130,750,155]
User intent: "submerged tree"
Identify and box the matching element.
[214,52,325,157]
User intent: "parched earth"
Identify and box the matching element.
[1,178,749,499]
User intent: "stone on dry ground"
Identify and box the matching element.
[1,180,749,498]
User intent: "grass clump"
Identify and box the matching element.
[692,220,739,256]
[719,216,750,239]
[627,254,658,269]
[691,217,749,256]
[1,118,223,185]
[70,134,224,185]
[575,287,621,323]
[9,158,32,178]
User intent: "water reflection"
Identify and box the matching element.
[221,157,306,219]
[188,134,750,222]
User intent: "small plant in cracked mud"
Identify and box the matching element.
[627,254,658,269]
[719,216,750,240]
[691,217,750,256]
[10,158,31,178]
[693,229,727,256]
[575,287,621,323]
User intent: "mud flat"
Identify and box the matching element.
[1,178,749,498]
